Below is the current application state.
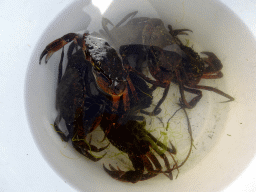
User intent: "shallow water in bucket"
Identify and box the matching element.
[25,0,256,191]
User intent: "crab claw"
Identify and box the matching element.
[103,164,144,183]
[39,33,78,64]
[201,51,223,76]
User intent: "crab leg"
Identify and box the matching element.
[57,47,65,84]
[179,75,234,107]
[73,136,109,152]
[53,114,70,142]
[115,11,138,27]
[175,68,202,109]
[146,133,177,180]
[147,151,162,171]
[202,71,223,79]
[140,156,159,181]
[101,17,115,43]
[179,85,203,109]
[72,127,109,161]
[193,85,234,102]
[146,131,176,155]
[103,153,145,183]
[73,143,107,162]
[168,24,193,45]
[141,84,170,116]
[101,11,138,43]
[168,24,193,36]
[175,107,193,169]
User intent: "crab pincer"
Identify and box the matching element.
[39,33,80,64]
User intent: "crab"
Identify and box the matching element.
[100,114,177,183]
[39,33,138,112]
[99,11,234,115]
[100,100,194,183]
[52,42,109,161]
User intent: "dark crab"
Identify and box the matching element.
[100,114,176,183]
[39,33,138,112]
[96,11,187,51]
[100,99,194,183]
[100,11,234,114]
[51,42,109,161]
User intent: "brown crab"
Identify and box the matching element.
[100,11,234,114]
